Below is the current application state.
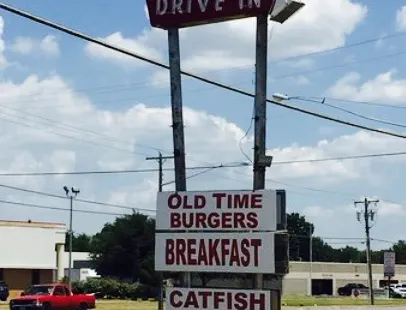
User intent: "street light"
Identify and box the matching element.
[63,186,80,288]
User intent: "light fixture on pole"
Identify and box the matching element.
[63,186,80,288]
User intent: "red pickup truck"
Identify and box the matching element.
[9,283,96,310]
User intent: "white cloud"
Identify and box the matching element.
[396,6,406,32]
[9,35,60,56]
[0,72,405,241]
[84,0,367,78]
[326,70,406,104]
[84,31,163,67]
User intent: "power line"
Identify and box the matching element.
[0,199,129,216]
[0,162,249,177]
[296,98,406,129]
[1,3,406,141]
[0,183,156,213]
[0,149,403,178]
[320,97,406,110]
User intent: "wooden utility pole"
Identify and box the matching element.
[355,197,379,305]
[146,152,174,310]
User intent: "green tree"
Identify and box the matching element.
[65,233,93,252]
[89,212,157,285]
[287,213,314,261]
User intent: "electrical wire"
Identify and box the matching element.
[0,162,249,177]
[0,183,156,213]
[2,3,406,140]
[0,199,130,216]
[296,97,406,130]
[0,149,403,178]
[318,97,406,111]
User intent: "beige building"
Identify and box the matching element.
[284,261,406,296]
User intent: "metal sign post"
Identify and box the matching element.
[167,27,190,288]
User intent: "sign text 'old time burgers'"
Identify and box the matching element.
[156,190,277,231]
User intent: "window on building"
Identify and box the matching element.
[31,269,40,285]
[0,269,3,281]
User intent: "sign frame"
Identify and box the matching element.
[156,189,278,231]
[384,251,395,277]
[165,287,271,310]
[155,232,275,273]
[146,0,277,29]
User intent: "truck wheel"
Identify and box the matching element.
[42,303,51,310]
[79,303,88,310]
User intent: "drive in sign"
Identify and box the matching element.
[166,287,271,310]
[155,232,275,273]
[146,0,277,29]
[156,190,277,231]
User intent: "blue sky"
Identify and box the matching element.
[0,0,406,250]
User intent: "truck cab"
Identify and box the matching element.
[9,283,95,310]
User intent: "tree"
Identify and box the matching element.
[65,233,93,252]
[89,213,157,285]
[287,213,314,261]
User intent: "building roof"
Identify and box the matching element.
[0,220,66,229]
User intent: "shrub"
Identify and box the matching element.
[71,278,159,300]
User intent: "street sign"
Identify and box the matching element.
[146,0,276,29]
[156,190,277,231]
[155,232,275,273]
[166,287,271,310]
[384,251,395,277]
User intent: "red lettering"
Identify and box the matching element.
[235,292,248,310]
[187,239,197,266]
[213,291,225,308]
[250,293,266,310]
[251,239,262,266]
[168,193,182,209]
[240,239,250,267]
[208,239,221,265]
[184,291,199,308]
[194,195,206,209]
[170,213,181,228]
[169,290,182,307]
[234,212,246,229]
[221,239,230,266]
[246,212,258,229]
[165,239,175,264]
[234,194,249,208]
[229,239,240,266]
[198,240,208,265]
[199,291,211,308]
[176,239,187,265]
[195,213,207,228]
[207,213,220,228]
[212,192,226,208]
[221,212,232,228]
[183,195,193,209]
[251,194,262,208]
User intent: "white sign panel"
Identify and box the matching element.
[155,232,275,273]
[384,251,395,277]
[156,190,277,231]
[166,287,271,310]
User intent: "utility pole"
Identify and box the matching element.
[146,152,174,310]
[253,13,273,290]
[309,226,313,296]
[63,186,80,288]
[355,197,379,305]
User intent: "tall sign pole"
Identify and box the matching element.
[167,28,190,288]
[253,12,271,290]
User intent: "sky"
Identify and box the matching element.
[0,0,405,250]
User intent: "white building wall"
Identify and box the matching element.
[62,252,91,268]
[0,221,66,269]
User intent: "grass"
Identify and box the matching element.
[1,296,406,309]
[283,295,406,306]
